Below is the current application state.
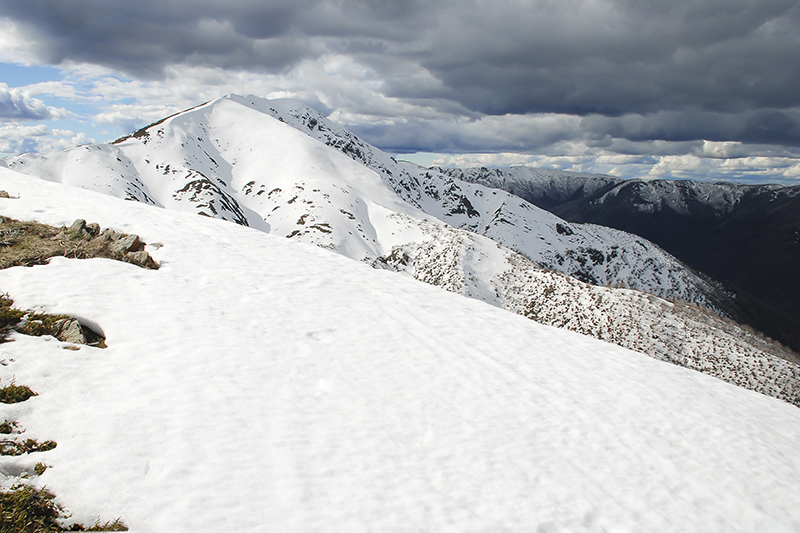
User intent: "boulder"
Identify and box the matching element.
[85,222,100,237]
[69,219,86,234]
[110,234,140,254]
[125,250,159,269]
[52,318,86,344]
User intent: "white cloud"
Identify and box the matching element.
[0,123,49,138]
[0,17,39,65]
[21,80,77,99]
[0,123,87,156]
[0,83,69,120]
[429,152,539,168]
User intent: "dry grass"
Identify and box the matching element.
[0,216,158,270]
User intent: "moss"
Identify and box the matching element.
[0,421,17,434]
[0,383,37,404]
[0,294,106,348]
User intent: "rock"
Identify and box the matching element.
[85,223,100,237]
[125,250,159,269]
[69,219,86,234]
[93,230,113,245]
[52,318,86,344]
[110,234,140,254]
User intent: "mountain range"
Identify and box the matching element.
[441,166,800,353]
[2,94,800,530]
[2,94,798,406]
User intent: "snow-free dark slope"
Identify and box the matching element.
[433,166,623,211]
[3,95,799,405]
[445,167,800,353]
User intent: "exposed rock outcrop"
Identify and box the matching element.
[0,217,159,270]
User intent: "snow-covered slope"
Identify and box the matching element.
[249,97,731,311]
[445,166,800,355]
[4,95,730,312]
[1,169,799,532]
[3,95,800,405]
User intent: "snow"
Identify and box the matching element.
[1,169,800,532]
[242,96,733,310]
[3,95,733,313]
[3,95,799,402]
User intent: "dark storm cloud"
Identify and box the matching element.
[413,0,800,116]
[581,109,800,147]
[0,0,320,75]
[2,0,799,149]
[0,0,425,76]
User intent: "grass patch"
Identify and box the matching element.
[0,438,57,456]
[0,485,62,532]
[0,295,25,341]
[0,216,157,271]
[78,519,128,531]
[17,313,71,338]
[0,294,106,348]
[0,485,128,532]
[0,383,37,404]
[0,420,18,434]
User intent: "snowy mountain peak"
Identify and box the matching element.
[3,96,799,407]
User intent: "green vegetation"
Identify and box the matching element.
[0,295,25,341]
[0,294,106,348]
[0,383,37,404]
[0,485,128,532]
[0,438,57,456]
[17,313,70,338]
[0,485,62,533]
[76,519,128,531]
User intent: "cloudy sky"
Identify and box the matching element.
[1,0,799,183]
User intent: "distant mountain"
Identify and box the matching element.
[3,94,798,405]
[443,167,800,353]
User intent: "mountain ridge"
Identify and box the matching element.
[445,166,800,352]
[2,94,798,405]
